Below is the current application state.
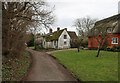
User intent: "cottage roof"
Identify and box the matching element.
[88,14,120,37]
[68,31,79,40]
[45,29,78,42]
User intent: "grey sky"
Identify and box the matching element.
[44,0,119,34]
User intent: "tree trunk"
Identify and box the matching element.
[96,47,100,57]
[77,47,80,52]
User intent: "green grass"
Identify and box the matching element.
[51,50,118,81]
[29,46,35,49]
[2,50,31,81]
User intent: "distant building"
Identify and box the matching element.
[37,27,79,49]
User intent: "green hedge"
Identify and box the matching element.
[105,45,120,52]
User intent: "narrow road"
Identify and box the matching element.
[23,48,76,81]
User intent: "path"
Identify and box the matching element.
[46,48,77,54]
[23,48,76,81]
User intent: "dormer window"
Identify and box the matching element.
[107,28,112,33]
[64,35,67,39]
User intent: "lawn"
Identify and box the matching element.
[51,50,118,81]
[29,46,35,49]
[2,50,31,81]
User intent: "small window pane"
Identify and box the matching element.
[64,41,67,45]
[64,35,67,39]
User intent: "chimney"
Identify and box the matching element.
[65,28,67,31]
[49,28,52,33]
[57,27,60,31]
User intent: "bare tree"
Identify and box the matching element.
[73,17,97,37]
[27,2,55,49]
[73,17,97,48]
[2,1,55,57]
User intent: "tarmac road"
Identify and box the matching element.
[23,48,77,81]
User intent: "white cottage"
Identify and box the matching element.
[40,27,79,49]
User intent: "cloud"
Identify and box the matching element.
[45,0,119,34]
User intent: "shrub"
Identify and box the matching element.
[27,34,34,47]
[80,46,84,49]
[34,39,44,50]
[106,45,120,52]
[81,39,88,48]
[106,47,112,51]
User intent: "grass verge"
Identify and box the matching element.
[2,50,31,81]
[51,50,118,81]
[28,46,35,50]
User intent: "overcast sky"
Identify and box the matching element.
[44,0,119,34]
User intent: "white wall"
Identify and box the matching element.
[58,30,71,49]
[46,42,52,48]
[42,38,52,48]
[42,37,46,48]
[43,38,58,49]
[52,40,58,49]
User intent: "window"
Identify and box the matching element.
[112,38,118,44]
[64,41,67,45]
[64,35,67,39]
[107,28,112,33]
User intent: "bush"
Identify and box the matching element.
[106,47,112,51]
[34,39,43,50]
[80,46,84,49]
[27,34,34,47]
[106,45,120,52]
[81,40,88,48]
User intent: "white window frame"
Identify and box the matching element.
[107,28,112,33]
[112,38,118,44]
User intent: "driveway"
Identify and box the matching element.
[23,48,76,81]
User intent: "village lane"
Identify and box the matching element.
[23,48,76,81]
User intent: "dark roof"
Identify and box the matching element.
[95,14,120,33]
[45,29,64,42]
[88,14,120,37]
[45,29,78,42]
[96,14,120,24]
[68,31,79,40]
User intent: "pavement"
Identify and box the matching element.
[23,48,77,81]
